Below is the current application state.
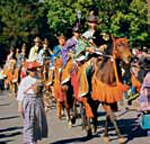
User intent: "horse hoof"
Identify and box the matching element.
[102,136,110,143]
[68,121,72,128]
[118,137,126,144]
[71,117,76,125]
[87,128,92,137]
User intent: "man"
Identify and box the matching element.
[82,11,110,52]
[61,24,81,67]
[16,43,27,68]
[17,61,48,144]
[28,37,41,62]
[54,35,66,57]
[37,38,52,65]
[82,12,98,40]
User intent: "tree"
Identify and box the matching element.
[46,0,149,47]
[0,0,51,48]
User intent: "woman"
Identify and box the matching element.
[17,62,48,144]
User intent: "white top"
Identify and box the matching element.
[0,70,4,80]
[28,45,39,62]
[82,29,95,40]
[17,75,37,101]
[37,49,44,65]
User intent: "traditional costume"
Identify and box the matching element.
[28,37,41,62]
[17,62,48,144]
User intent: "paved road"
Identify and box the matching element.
[0,91,149,144]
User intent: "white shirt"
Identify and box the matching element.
[0,70,4,80]
[28,45,39,62]
[17,75,37,102]
[82,29,95,40]
[37,49,44,65]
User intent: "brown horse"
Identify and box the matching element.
[91,37,132,143]
[53,57,74,127]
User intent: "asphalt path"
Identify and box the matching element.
[0,91,149,144]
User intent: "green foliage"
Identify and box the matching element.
[46,0,149,47]
[0,0,149,51]
[0,0,51,48]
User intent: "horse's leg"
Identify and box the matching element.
[87,98,100,133]
[80,102,87,131]
[103,115,110,142]
[87,118,92,137]
[56,101,62,119]
[82,98,93,137]
[63,91,72,127]
[71,98,77,125]
[92,100,100,133]
[103,104,125,143]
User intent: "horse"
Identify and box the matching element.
[91,37,132,143]
[53,57,74,127]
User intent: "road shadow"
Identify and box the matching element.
[0,139,14,144]
[50,135,99,144]
[0,103,9,107]
[0,131,22,138]
[0,126,23,133]
[0,115,19,120]
[96,117,147,143]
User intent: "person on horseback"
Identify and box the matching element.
[28,37,42,62]
[37,38,53,65]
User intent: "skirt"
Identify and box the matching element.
[22,95,48,144]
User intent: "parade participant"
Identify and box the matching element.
[4,47,15,68]
[83,11,110,49]
[0,66,5,91]
[82,11,98,40]
[60,24,81,67]
[17,61,48,144]
[15,48,20,60]
[37,38,53,65]
[17,43,27,68]
[28,37,41,62]
[6,59,18,94]
[74,55,95,135]
[20,62,27,80]
[53,35,66,57]
[139,71,150,111]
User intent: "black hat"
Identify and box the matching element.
[87,14,98,24]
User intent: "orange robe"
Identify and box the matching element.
[92,65,129,104]
[73,63,94,118]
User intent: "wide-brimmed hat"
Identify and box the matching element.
[34,36,41,43]
[24,62,41,70]
[43,38,49,45]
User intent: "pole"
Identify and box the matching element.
[148,0,150,33]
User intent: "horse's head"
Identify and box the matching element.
[113,37,132,64]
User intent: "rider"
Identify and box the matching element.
[28,37,41,62]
